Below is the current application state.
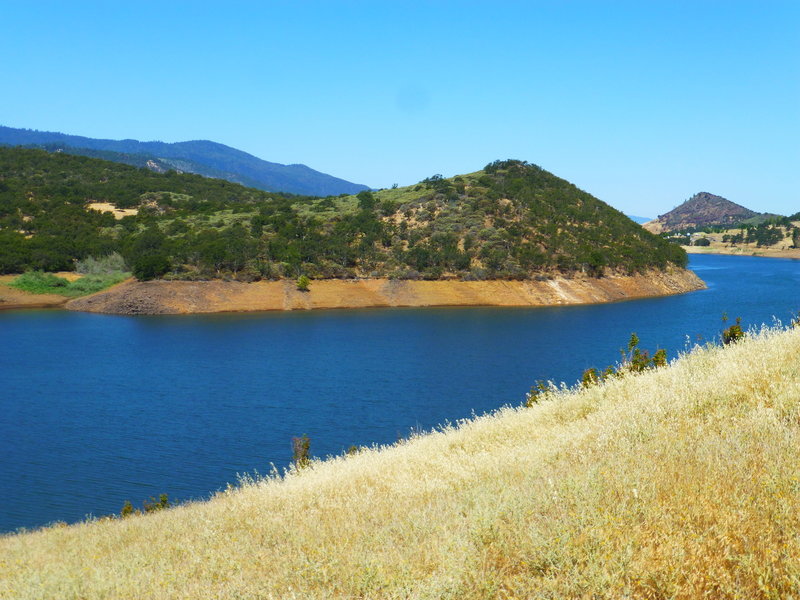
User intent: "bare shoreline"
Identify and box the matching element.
[63,268,706,315]
[684,245,800,259]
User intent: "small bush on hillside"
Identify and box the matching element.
[120,494,170,518]
[143,494,170,513]
[10,271,69,293]
[296,275,311,292]
[581,368,600,388]
[10,270,129,297]
[67,272,129,295]
[577,333,670,391]
[76,252,128,275]
[525,380,555,407]
[722,316,745,345]
[292,434,311,468]
[120,501,135,518]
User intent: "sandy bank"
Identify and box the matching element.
[0,273,78,311]
[65,268,705,315]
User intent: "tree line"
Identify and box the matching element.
[0,150,688,280]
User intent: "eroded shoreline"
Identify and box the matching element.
[64,268,705,315]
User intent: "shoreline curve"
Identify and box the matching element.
[64,268,706,316]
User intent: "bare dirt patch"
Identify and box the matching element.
[87,202,139,219]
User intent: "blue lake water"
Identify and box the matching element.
[1,253,798,533]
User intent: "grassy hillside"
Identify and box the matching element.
[0,150,687,280]
[3,326,800,598]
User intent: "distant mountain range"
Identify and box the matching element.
[0,125,369,197]
[626,215,652,225]
[643,192,779,234]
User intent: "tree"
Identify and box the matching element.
[127,226,171,280]
[132,253,170,280]
[357,191,376,211]
[296,274,310,292]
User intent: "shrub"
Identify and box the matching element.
[575,333,670,390]
[292,434,311,468]
[296,275,311,292]
[66,273,128,295]
[722,317,745,345]
[75,252,128,275]
[581,368,600,388]
[143,494,170,513]
[120,494,170,517]
[10,270,129,297]
[525,380,552,407]
[10,271,69,294]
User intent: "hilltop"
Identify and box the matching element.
[2,325,799,597]
[0,125,368,196]
[0,150,689,283]
[643,191,762,234]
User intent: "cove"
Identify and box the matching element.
[1,253,798,533]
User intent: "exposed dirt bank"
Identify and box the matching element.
[65,268,705,315]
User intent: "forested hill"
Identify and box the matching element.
[0,125,368,196]
[0,149,687,280]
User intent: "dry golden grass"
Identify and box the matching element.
[3,327,800,598]
[86,202,139,219]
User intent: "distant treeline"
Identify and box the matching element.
[667,214,796,236]
[0,150,687,280]
[665,222,799,249]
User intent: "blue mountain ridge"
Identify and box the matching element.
[0,125,369,197]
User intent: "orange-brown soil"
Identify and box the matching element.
[65,268,705,315]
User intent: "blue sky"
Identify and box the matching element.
[2,1,798,216]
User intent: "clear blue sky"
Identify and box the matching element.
[2,1,798,216]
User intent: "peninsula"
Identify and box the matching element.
[65,268,703,315]
[0,150,703,313]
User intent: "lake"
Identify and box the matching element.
[1,253,798,533]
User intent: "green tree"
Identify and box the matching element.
[357,191,376,211]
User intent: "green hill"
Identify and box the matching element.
[0,150,687,280]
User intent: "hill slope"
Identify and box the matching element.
[2,326,799,598]
[0,125,368,196]
[0,152,688,281]
[643,191,762,233]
